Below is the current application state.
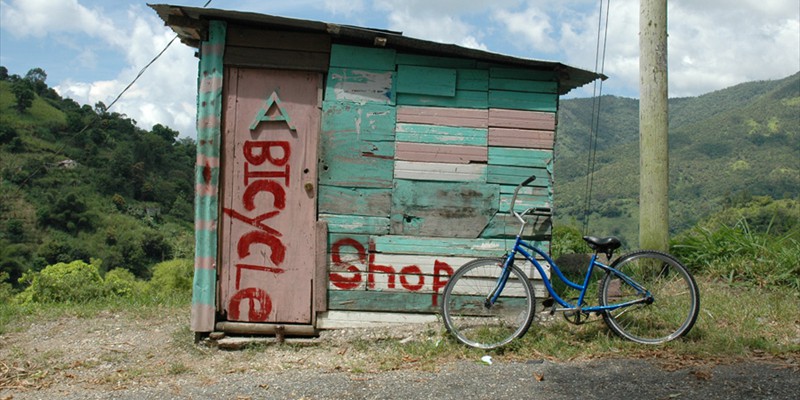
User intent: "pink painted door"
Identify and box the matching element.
[219,67,321,324]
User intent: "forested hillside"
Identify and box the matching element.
[0,67,196,288]
[555,72,800,245]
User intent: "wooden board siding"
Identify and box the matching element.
[397,106,488,128]
[319,214,390,235]
[489,108,556,131]
[395,123,487,146]
[224,24,331,71]
[318,185,392,216]
[315,45,562,323]
[329,44,396,70]
[489,91,558,112]
[394,161,487,182]
[390,180,498,238]
[488,148,553,168]
[325,68,395,105]
[396,65,457,97]
[395,142,487,164]
[319,101,395,188]
[398,90,488,109]
[322,101,395,141]
[488,127,555,149]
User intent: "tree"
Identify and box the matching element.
[11,80,34,113]
[24,67,47,95]
[152,124,179,143]
[0,66,8,81]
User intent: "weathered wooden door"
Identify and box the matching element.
[219,68,321,324]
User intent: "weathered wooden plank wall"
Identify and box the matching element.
[319,45,558,318]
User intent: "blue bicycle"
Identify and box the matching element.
[441,176,700,349]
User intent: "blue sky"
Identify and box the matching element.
[1,0,798,137]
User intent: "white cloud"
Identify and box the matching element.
[374,0,490,49]
[2,0,198,137]
[493,6,558,54]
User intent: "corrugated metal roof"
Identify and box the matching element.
[148,4,604,94]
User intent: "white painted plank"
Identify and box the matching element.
[394,161,487,182]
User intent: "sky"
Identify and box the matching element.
[1,0,798,138]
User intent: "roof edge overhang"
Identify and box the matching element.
[148,4,605,94]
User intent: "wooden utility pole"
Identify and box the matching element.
[639,0,669,251]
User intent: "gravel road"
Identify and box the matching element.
[2,311,797,400]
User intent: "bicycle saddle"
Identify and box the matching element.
[583,236,622,254]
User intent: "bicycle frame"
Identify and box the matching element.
[487,177,653,314]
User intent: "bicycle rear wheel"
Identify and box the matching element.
[598,251,699,344]
[441,258,535,349]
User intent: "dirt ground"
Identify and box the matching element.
[2,309,798,400]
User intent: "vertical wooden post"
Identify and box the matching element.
[639,0,670,251]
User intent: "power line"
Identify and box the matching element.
[582,0,611,235]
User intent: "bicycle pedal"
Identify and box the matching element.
[542,298,554,308]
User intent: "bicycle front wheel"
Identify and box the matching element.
[599,251,700,344]
[441,258,535,349]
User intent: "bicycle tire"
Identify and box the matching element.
[598,250,700,344]
[441,258,536,349]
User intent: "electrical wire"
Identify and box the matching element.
[582,0,611,235]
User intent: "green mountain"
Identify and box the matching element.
[0,68,196,287]
[555,72,800,246]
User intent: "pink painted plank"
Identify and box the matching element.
[395,142,487,164]
[397,105,488,128]
[489,108,555,130]
[488,127,554,149]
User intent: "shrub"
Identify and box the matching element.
[104,267,140,297]
[18,260,104,303]
[672,218,800,289]
[148,258,193,295]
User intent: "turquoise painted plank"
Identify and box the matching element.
[488,90,558,112]
[396,53,477,68]
[320,214,390,235]
[488,147,553,167]
[319,185,392,216]
[390,180,499,238]
[489,78,558,94]
[499,192,551,213]
[480,214,552,240]
[487,165,550,186]
[318,135,394,188]
[324,68,395,105]
[373,235,518,257]
[329,44,396,70]
[396,65,457,97]
[457,69,489,91]
[327,290,439,313]
[397,90,488,109]
[322,101,395,141]
[395,123,487,146]
[490,67,557,81]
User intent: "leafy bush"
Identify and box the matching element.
[104,267,141,297]
[148,258,193,295]
[672,218,800,289]
[18,260,104,303]
[551,224,588,259]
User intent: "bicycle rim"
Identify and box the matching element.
[599,251,699,344]
[441,258,535,349]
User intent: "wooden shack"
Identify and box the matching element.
[150,4,601,336]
